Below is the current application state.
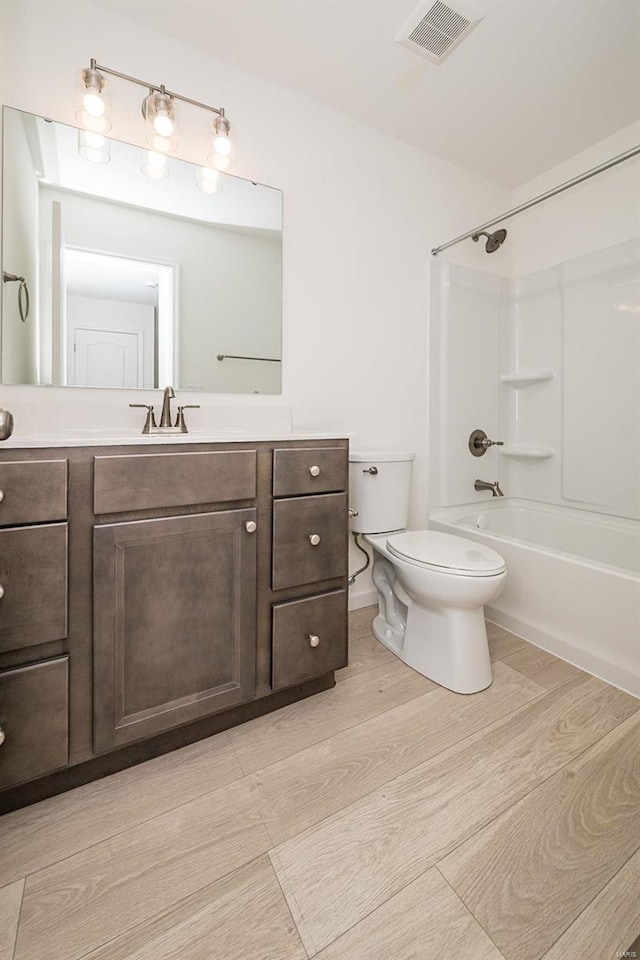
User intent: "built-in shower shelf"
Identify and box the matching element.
[500,372,554,387]
[500,446,554,459]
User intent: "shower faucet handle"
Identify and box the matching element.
[469,429,503,457]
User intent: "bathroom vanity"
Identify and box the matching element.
[0,436,349,810]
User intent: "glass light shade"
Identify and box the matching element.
[143,92,177,153]
[154,111,174,137]
[141,150,169,180]
[212,133,232,157]
[196,165,222,195]
[148,133,175,154]
[83,88,106,118]
[208,153,231,172]
[76,67,111,133]
[78,130,111,164]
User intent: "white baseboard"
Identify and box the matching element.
[348,588,377,612]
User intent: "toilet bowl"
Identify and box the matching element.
[349,451,507,694]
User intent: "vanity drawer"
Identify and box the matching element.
[272,589,347,690]
[0,656,69,790]
[273,446,348,497]
[272,493,348,590]
[0,523,68,652]
[0,459,67,526]
[94,450,257,514]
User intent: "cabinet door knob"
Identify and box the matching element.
[308,634,320,648]
[308,465,321,477]
[308,533,321,546]
[245,521,257,533]
[0,490,4,503]
[0,725,5,747]
[0,584,4,599]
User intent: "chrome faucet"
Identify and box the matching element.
[475,479,504,497]
[159,385,175,427]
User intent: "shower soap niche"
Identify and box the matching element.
[500,446,554,459]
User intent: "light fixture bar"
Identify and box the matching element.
[89,59,227,119]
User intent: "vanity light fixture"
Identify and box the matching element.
[76,59,234,177]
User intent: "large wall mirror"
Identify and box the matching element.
[1,107,282,393]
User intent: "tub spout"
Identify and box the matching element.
[475,479,504,497]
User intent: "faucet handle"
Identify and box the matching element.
[129,403,157,434]
[175,404,200,433]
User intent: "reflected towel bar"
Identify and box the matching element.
[217,354,281,362]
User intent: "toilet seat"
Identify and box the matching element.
[386,530,506,577]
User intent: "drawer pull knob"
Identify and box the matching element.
[0,725,5,747]
[0,490,4,503]
[0,584,4,599]
[308,634,320,648]
[245,521,257,534]
[308,465,321,477]
[308,533,321,546]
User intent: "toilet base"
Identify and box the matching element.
[372,605,492,694]
[370,551,495,694]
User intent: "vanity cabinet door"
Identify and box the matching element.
[0,523,68,652]
[272,493,348,590]
[93,510,257,752]
[273,447,348,496]
[272,589,348,690]
[0,657,69,790]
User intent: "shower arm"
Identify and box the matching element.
[431,144,640,256]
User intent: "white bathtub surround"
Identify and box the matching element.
[429,499,640,697]
[502,237,640,520]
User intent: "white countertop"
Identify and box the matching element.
[0,430,351,449]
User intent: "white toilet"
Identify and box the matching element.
[349,451,507,694]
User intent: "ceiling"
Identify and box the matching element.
[101,0,640,187]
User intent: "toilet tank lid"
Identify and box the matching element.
[349,450,415,462]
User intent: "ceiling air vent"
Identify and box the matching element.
[396,0,483,64]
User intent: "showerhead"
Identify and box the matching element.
[472,228,507,253]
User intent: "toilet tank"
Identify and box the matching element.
[349,450,415,534]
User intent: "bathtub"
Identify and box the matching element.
[428,499,640,697]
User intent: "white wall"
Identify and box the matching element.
[0,0,511,607]
[510,121,640,276]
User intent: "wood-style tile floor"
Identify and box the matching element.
[1,608,639,960]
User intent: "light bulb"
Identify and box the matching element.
[78,130,110,164]
[154,111,174,137]
[150,133,173,154]
[209,154,230,172]
[197,166,221,195]
[83,86,105,117]
[142,151,168,180]
[212,133,232,157]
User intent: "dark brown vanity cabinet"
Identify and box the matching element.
[271,446,349,690]
[93,509,257,752]
[0,437,348,808]
[0,459,70,791]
